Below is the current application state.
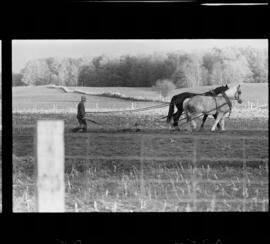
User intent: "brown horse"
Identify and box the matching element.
[183,84,243,131]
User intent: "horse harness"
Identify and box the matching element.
[208,90,232,117]
[222,91,232,117]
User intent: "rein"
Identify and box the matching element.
[212,95,218,114]
[85,103,168,114]
[176,101,230,127]
[86,103,169,126]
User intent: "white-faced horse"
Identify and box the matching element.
[183,84,243,131]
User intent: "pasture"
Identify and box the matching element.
[13,84,269,212]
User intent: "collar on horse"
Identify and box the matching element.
[221,91,232,117]
[211,91,232,117]
[209,89,218,113]
[212,95,218,114]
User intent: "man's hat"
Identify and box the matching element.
[81,96,86,101]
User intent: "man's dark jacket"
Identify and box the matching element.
[77,101,85,120]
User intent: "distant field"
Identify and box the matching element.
[12,83,268,113]
[13,86,161,112]
[52,83,269,105]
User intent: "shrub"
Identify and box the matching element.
[154,79,176,98]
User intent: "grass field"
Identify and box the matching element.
[12,83,268,212]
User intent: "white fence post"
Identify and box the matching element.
[36,120,65,212]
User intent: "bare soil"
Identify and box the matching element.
[13,114,268,212]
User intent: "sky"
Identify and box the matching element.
[12,39,268,73]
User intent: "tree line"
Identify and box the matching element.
[12,46,268,87]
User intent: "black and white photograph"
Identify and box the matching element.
[0,0,267,243]
[12,39,268,212]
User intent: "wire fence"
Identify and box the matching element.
[64,135,268,210]
[13,121,268,212]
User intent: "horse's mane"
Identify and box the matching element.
[225,84,240,97]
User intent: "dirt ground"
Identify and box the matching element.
[13,114,268,212]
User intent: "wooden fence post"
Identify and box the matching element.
[36,120,65,212]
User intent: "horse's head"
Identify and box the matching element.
[235,84,243,104]
[226,84,242,103]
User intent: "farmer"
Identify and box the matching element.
[72,96,87,132]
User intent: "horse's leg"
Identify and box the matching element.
[184,110,190,131]
[211,113,223,132]
[173,108,182,128]
[213,113,221,130]
[172,110,179,127]
[220,116,226,131]
[191,117,197,131]
[186,112,195,132]
[200,114,208,130]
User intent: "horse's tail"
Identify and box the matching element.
[167,96,175,123]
